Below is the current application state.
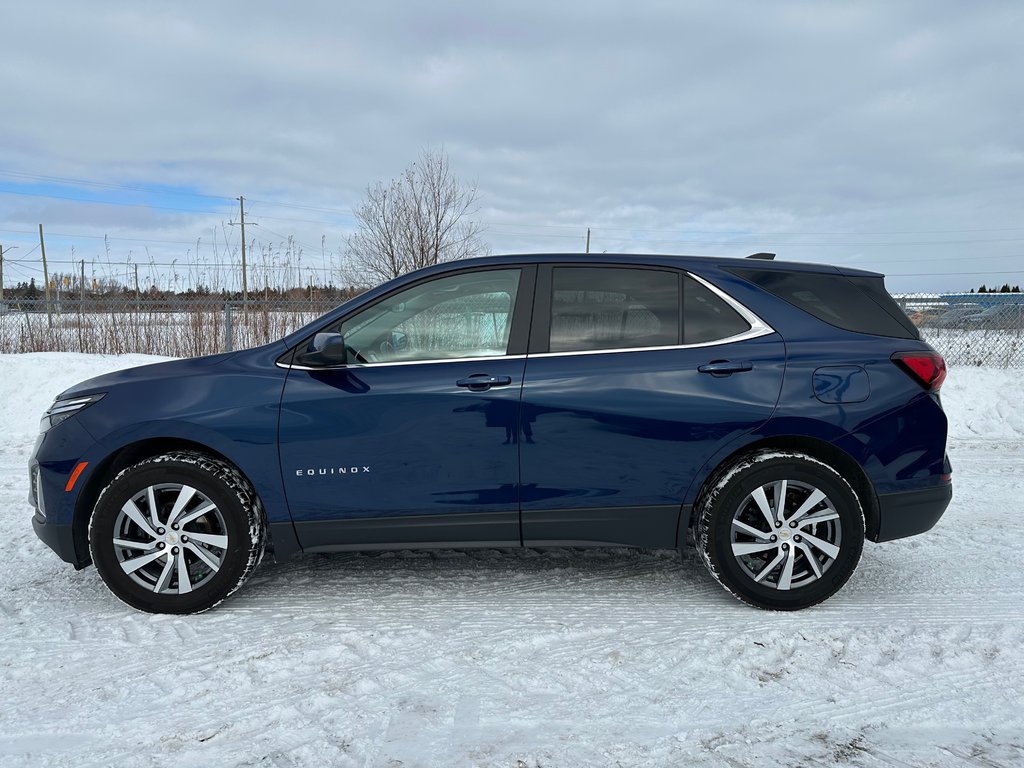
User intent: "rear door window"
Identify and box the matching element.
[549,267,679,352]
[682,276,751,344]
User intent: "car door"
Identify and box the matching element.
[278,266,534,550]
[518,264,785,548]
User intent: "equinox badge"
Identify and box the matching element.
[296,466,371,476]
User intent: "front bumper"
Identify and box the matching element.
[29,418,99,569]
[874,483,953,543]
[32,512,88,568]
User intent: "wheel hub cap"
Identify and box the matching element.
[111,483,229,595]
[729,479,842,591]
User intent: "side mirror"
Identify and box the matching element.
[296,332,348,367]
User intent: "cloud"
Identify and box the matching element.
[1,1,1022,292]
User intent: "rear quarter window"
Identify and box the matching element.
[727,268,919,340]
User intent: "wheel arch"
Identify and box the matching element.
[686,435,880,544]
[72,437,299,567]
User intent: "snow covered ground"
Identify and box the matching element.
[1,354,1022,767]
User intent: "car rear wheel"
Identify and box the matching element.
[696,450,864,610]
[89,451,266,614]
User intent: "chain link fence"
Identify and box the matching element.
[0,297,340,357]
[1,292,1022,367]
[895,293,1024,369]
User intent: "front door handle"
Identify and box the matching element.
[456,374,513,392]
[697,360,753,376]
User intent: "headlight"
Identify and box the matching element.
[40,393,105,431]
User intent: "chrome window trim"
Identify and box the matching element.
[278,353,527,372]
[685,270,774,340]
[278,268,776,370]
[528,328,774,359]
[536,270,774,358]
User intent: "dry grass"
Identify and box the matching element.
[0,300,336,357]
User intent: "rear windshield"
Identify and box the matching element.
[727,268,919,340]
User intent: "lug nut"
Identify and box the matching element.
[782,543,789,550]
[770,535,777,542]
[157,542,165,549]
[171,523,178,531]
[774,521,782,528]
[157,528,165,535]
[181,535,189,543]
[171,546,179,554]
[789,522,797,528]
[794,535,802,542]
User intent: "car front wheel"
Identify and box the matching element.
[89,451,266,614]
[696,450,865,610]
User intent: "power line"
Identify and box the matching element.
[3,256,335,272]
[487,230,582,240]
[254,225,326,254]
[0,169,236,201]
[247,212,349,226]
[5,251,1021,286]
[246,197,354,215]
[3,218,1022,270]
[0,188,232,215]
[8,215,1024,250]
[586,234,1024,248]
[482,221,1024,236]
[0,228,212,246]
[830,253,1022,265]
[4,176,1024,239]
[5,252,1022,279]
[887,270,1024,277]
[3,261,35,279]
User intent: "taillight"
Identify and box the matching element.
[891,351,946,391]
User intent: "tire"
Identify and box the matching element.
[89,451,266,614]
[696,450,864,610]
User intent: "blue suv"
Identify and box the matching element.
[29,253,952,612]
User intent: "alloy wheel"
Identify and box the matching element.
[111,483,228,594]
[729,479,842,591]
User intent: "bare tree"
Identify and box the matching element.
[345,149,488,285]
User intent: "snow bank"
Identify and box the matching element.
[1,354,1022,767]
[0,352,172,450]
[941,366,1024,441]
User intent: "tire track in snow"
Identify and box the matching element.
[778,666,998,727]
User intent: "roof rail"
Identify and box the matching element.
[747,252,776,260]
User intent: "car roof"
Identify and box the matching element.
[443,252,884,279]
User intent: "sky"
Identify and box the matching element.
[1,1,1022,294]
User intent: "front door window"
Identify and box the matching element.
[334,269,521,364]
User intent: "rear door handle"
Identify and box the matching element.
[697,360,753,376]
[456,374,513,392]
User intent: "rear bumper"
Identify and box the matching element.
[874,483,953,543]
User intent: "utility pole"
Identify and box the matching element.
[228,196,256,309]
[80,259,86,303]
[39,224,52,329]
[0,243,13,306]
[134,263,140,308]
[585,228,591,254]
[239,196,247,304]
